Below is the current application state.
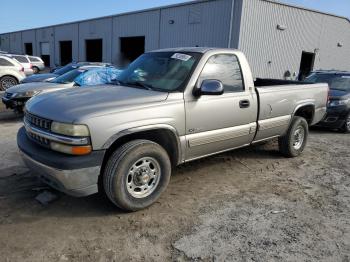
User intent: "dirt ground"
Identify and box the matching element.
[0,111,349,261]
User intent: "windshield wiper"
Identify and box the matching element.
[125,81,154,91]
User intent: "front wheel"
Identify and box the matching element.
[0,76,18,91]
[278,116,309,157]
[103,140,171,211]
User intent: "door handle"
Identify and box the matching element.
[239,100,250,108]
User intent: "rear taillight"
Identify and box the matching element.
[29,63,33,69]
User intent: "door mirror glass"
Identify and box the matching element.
[198,79,224,96]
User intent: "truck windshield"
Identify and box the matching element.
[306,73,350,92]
[50,69,86,84]
[115,52,201,92]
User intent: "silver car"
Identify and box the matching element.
[3,65,120,111]
[28,56,45,74]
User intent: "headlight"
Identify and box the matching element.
[13,91,40,98]
[51,122,90,137]
[329,99,349,107]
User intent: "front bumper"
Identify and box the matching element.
[17,127,105,197]
[316,106,349,129]
[2,96,29,109]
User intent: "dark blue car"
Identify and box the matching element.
[306,71,350,133]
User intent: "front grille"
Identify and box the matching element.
[5,92,12,99]
[27,131,50,147]
[25,112,52,131]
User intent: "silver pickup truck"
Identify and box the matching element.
[18,48,328,211]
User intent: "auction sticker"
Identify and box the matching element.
[171,53,192,61]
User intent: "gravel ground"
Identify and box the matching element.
[0,116,349,262]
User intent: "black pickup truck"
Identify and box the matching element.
[306,71,350,133]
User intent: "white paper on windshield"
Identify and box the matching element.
[171,53,192,61]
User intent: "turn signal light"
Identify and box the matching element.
[71,146,92,155]
[50,142,92,155]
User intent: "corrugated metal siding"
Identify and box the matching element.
[238,0,350,78]
[22,30,37,55]
[35,27,54,66]
[54,24,79,65]
[159,0,233,48]
[316,16,350,71]
[78,18,113,62]
[0,34,10,51]
[112,10,160,65]
[9,32,22,54]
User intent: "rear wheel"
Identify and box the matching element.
[32,66,39,74]
[278,116,309,157]
[0,76,18,91]
[340,113,350,133]
[103,140,171,211]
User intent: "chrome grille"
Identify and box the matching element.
[25,112,52,131]
[27,131,50,147]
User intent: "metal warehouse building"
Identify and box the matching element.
[0,0,349,79]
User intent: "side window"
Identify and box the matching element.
[198,54,244,92]
[0,58,14,67]
[13,55,29,63]
[29,57,40,62]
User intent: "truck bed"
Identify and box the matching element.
[253,80,328,142]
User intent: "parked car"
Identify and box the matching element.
[18,48,328,211]
[0,55,26,90]
[21,62,111,83]
[28,56,45,74]
[5,54,33,76]
[2,66,121,111]
[305,70,350,132]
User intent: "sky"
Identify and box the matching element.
[0,0,349,34]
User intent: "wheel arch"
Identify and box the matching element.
[293,103,315,125]
[0,74,19,82]
[101,125,183,171]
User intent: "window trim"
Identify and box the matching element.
[194,53,246,94]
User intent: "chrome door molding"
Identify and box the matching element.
[187,122,256,148]
[258,115,291,131]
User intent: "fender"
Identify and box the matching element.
[292,101,316,121]
[102,124,185,165]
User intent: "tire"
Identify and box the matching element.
[340,112,350,133]
[103,139,171,211]
[32,66,39,74]
[278,116,309,157]
[0,76,18,91]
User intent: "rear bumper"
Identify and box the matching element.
[17,127,105,197]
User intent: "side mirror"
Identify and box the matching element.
[195,79,224,96]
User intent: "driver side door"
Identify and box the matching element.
[184,54,257,161]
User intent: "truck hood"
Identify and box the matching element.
[6,82,64,93]
[329,89,350,99]
[25,85,169,123]
[22,73,58,83]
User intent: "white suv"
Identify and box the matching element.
[5,54,34,76]
[0,55,26,90]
